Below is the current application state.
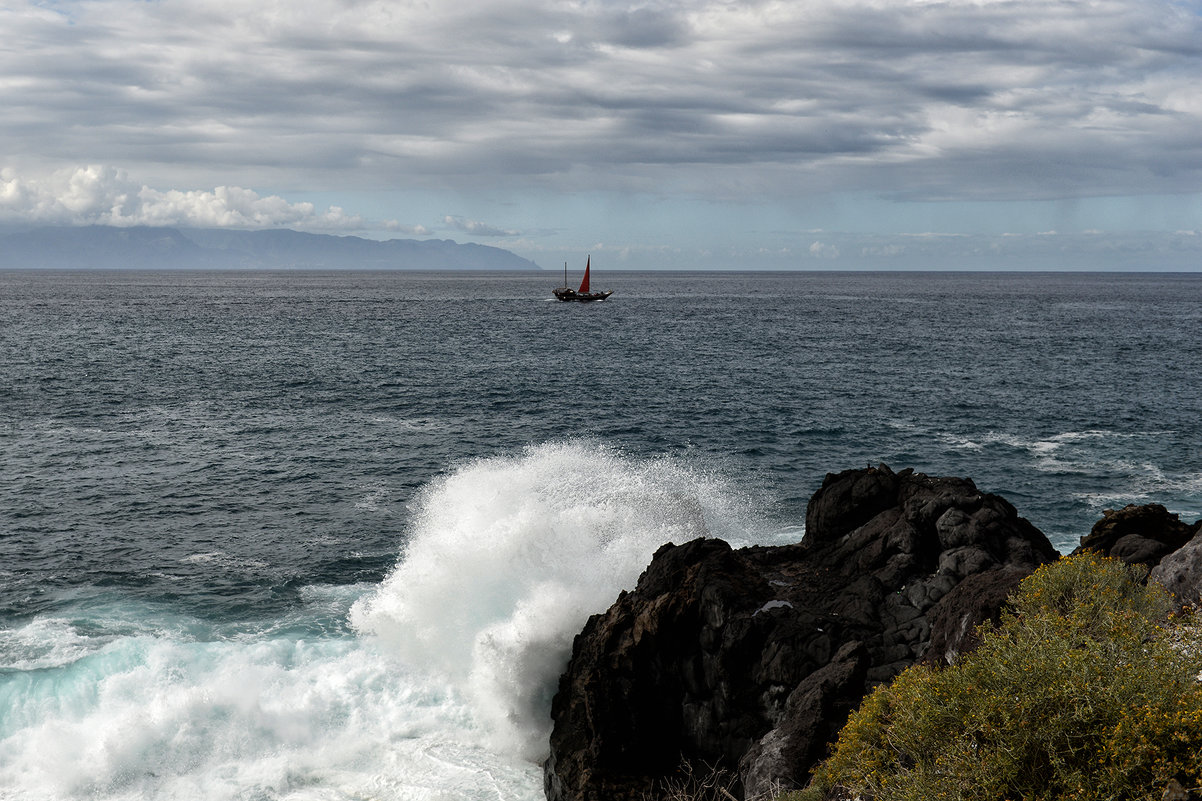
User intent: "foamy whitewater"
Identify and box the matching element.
[0,443,765,800]
[3,269,1201,800]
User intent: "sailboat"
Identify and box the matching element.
[553,256,613,302]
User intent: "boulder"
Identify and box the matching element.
[1073,503,1200,569]
[1150,528,1202,608]
[543,465,1058,801]
[739,641,869,799]
[924,565,1031,665]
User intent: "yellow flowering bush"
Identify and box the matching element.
[795,554,1202,801]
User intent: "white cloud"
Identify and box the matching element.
[384,221,432,236]
[0,165,369,231]
[443,215,520,237]
[809,241,841,259]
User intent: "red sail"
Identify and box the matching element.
[578,256,591,293]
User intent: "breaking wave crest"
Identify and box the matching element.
[0,589,545,801]
[350,440,763,761]
[0,442,765,800]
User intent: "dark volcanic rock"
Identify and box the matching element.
[924,565,1032,666]
[544,465,1058,801]
[739,641,869,798]
[1073,503,1200,569]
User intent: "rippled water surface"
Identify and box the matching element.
[2,268,1200,800]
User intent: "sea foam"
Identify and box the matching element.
[0,442,763,800]
[350,440,762,761]
[0,596,541,801]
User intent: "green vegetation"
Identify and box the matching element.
[792,553,1202,801]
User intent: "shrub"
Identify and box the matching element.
[644,760,740,801]
[804,553,1202,801]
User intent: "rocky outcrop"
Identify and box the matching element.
[1150,529,1202,609]
[544,465,1058,801]
[1071,503,1202,608]
[739,641,868,798]
[924,564,1032,666]
[1073,503,1200,569]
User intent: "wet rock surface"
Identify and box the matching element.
[543,465,1059,801]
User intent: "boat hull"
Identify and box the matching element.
[553,289,613,302]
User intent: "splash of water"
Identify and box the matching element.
[0,595,543,801]
[350,440,762,761]
[0,442,764,799]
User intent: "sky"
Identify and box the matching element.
[1,0,1201,270]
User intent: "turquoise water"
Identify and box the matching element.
[2,269,1201,799]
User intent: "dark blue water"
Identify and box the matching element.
[2,269,1201,800]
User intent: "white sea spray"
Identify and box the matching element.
[350,440,763,761]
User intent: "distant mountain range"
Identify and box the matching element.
[0,225,541,270]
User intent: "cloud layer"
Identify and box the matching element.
[3,0,1200,205]
[0,166,364,230]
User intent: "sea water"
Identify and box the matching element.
[2,269,1201,800]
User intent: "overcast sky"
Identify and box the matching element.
[2,0,1200,269]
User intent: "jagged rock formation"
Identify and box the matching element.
[543,465,1058,801]
[923,564,1034,667]
[1074,503,1201,569]
[1072,503,1202,609]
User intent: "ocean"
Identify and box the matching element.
[2,268,1200,800]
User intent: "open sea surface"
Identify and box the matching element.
[2,268,1201,800]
